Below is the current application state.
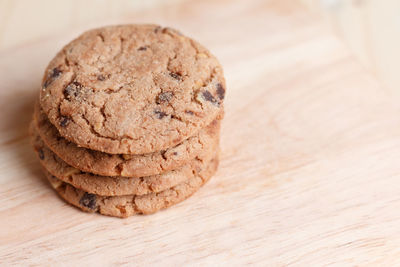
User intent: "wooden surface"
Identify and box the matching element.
[1,0,400,265]
[0,0,184,49]
[3,0,400,97]
[300,0,400,97]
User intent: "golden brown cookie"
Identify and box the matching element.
[44,155,219,218]
[39,24,225,154]
[31,124,218,196]
[33,102,221,177]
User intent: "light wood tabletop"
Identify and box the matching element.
[1,0,400,265]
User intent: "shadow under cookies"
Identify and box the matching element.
[0,88,48,188]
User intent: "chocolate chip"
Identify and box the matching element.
[154,26,162,33]
[64,85,74,99]
[97,74,106,81]
[79,192,97,210]
[43,80,50,88]
[161,150,167,160]
[202,90,218,105]
[156,92,173,104]
[64,82,82,99]
[51,68,62,78]
[38,149,44,160]
[169,72,181,80]
[43,68,62,88]
[185,110,194,115]
[154,110,168,119]
[216,83,225,100]
[138,46,147,51]
[173,152,178,156]
[59,116,70,127]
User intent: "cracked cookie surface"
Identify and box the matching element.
[45,154,219,218]
[31,123,218,196]
[39,24,226,154]
[34,103,221,177]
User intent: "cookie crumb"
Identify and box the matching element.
[116,205,127,215]
[161,27,183,36]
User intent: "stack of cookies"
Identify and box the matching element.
[30,25,225,218]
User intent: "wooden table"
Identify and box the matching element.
[2,0,400,265]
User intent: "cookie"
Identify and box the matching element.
[44,155,219,217]
[32,125,218,196]
[34,102,221,177]
[39,24,226,154]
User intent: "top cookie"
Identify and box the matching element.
[39,24,225,154]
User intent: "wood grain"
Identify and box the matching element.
[0,0,184,49]
[1,0,400,265]
[300,0,400,96]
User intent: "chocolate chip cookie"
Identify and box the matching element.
[39,24,225,154]
[34,102,221,177]
[45,155,219,217]
[32,124,218,196]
